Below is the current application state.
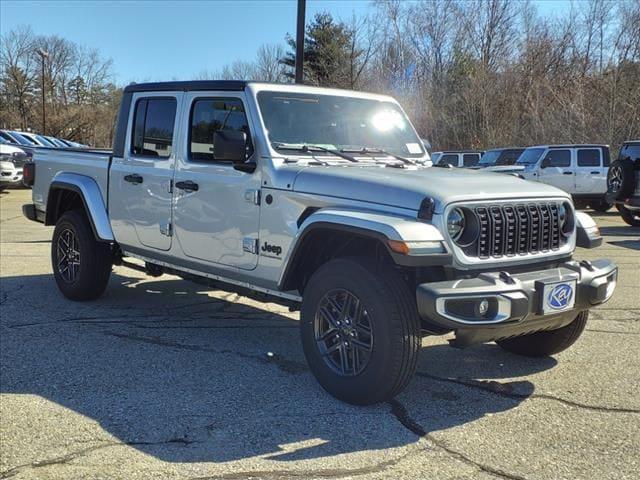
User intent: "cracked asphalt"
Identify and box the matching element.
[1,187,639,480]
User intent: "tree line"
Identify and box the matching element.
[213,0,640,154]
[2,0,639,153]
[0,26,119,146]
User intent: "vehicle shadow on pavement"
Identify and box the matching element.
[0,271,555,464]
[600,226,640,237]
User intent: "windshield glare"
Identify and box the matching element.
[479,150,500,165]
[517,148,545,165]
[257,91,425,158]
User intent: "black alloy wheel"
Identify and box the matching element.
[56,228,81,283]
[314,289,374,376]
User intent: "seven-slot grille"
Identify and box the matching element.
[473,202,562,258]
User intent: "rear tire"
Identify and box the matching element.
[51,210,112,300]
[617,205,640,227]
[300,257,421,405]
[496,311,588,357]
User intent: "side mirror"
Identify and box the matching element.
[213,130,255,172]
[540,158,550,169]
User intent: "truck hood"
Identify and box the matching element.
[292,166,569,212]
[481,165,526,172]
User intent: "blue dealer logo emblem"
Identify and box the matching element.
[548,283,573,310]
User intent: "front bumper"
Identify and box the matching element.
[416,259,617,347]
[0,169,22,185]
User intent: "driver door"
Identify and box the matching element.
[172,93,261,271]
[539,149,574,192]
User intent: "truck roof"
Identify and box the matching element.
[124,80,249,93]
[122,81,397,102]
[527,144,609,149]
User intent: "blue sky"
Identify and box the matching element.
[1,0,570,85]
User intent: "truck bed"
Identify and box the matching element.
[32,147,112,212]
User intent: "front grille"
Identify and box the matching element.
[473,202,563,259]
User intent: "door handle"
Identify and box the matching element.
[124,174,143,184]
[175,180,199,192]
[563,172,573,175]
[590,171,599,174]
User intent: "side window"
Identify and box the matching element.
[439,154,458,166]
[577,149,600,167]
[463,154,479,166]
[544,149,571,168]
[189,98,254,162]
[624,144,640,161]
[131,97,177,157]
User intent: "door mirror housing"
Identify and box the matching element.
[213,130,255,172]
[541,158,551,168]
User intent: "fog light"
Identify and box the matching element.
[476,299,489,316]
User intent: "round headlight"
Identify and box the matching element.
[447,208,465,241]
[558,202,574,237]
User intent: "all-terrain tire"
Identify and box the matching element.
[51,209,112,300]
[300,257,421,405]
[617,205,640,227]
[607,159,636,200]
[496,311,588,357]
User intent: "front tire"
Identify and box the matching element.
[51,210,112,300]
[300,257,421,405]
[617,205,640,227]
[496,311,588,357]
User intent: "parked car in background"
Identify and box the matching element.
[0,142,29,189]
[505,145,612,211]
[607,140,640,226]
[0,130,37,147]
[44,135,70,148]
[14,131,57,148]
[432,150,483,168]
[476,147,526,170]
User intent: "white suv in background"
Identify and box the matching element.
[431,150,483,168]
[509,145,612,211]
[0,142,27,190]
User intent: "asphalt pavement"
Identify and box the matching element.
[1,187,639,480]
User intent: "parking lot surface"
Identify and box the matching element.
[1,187,639,480]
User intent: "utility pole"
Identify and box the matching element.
[36,48,49,135]
[295,0,306,84]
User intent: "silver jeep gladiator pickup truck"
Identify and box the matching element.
[23,81,618,405]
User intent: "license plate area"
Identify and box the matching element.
[537,279,577,314]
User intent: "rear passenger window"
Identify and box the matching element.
[189,98,253,162]
[544,150,571,167]
[439,154,458,166]
[131,98,177,157]
[577,149,600,167]
[463,154,479,167]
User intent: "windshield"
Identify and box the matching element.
[479,150,501,165]
[257,91,425,158]
[36,135,55,146]
[9,132,35,146]
[517,148,545,165]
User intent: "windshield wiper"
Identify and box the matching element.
[340,147,417,166]
[273,143,358,163]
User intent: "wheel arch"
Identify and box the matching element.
[278,208,450,293]
[45,173,114,242]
